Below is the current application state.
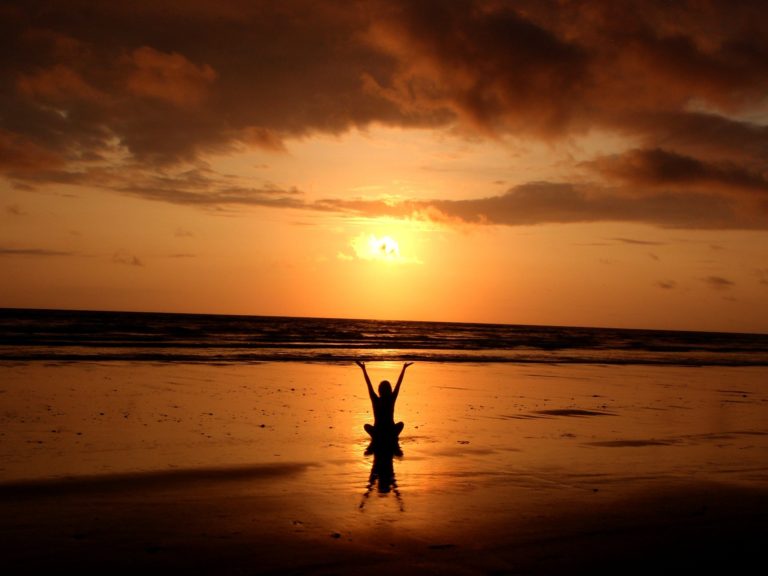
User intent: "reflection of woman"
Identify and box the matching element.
[356,361,413,441]
[360,449,404,511]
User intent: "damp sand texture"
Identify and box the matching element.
[1,361,767,574]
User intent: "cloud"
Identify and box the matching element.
[364,0,589,135]
[3,1,766,160]
[5,204,26,216]
[0,247,73,256]
[703,275,735,290]
[364,0,768,149]
[320,181,766,229]
[125,47,217,108]
[112,250,143,267]
[620,110,768,165]
[0,1,404,166]
[17,64,105,103]
[587,148,768,195]
[611,237,667,246]
[15,163,306,209]
[0,129,67,176]
[657,280,677,290]
[1,1,768,229]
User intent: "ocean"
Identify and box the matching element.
[2,308,768,366]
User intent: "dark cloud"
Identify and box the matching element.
[703,275,735,290]
[0,247,73,256]
[119,181,304,209]
[657,280,677,290]
[364,0,589,135]
[319,181,766,229]
[112,250,143,267]
[611,238,666,246]
[5,204,25,216]
[620,111,768,165]
[588,148,768,195]
[1,1,768,229]
[0,0,405,167]
[15,164,306,209]
[368,0,768,146]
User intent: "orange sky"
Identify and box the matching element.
[2,0,768,332]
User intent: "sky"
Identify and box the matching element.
[2,0,768,333]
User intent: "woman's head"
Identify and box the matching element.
[378,380,392,397]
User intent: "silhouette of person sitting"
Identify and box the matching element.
[356,361,412,450]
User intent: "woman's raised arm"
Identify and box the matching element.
[356,360,375,400]
[393,362,413,400]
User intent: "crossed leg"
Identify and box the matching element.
[364,422,404,437]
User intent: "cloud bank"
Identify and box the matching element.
[2,0,768,228]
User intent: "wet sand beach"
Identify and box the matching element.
[1,361,767,574]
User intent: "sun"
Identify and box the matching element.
[369,235,400,260]
[342,230,421,265]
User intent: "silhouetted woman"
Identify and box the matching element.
[356,361,413,445]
